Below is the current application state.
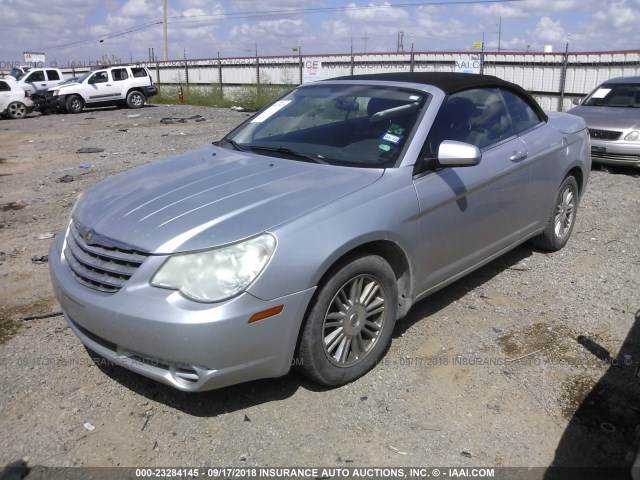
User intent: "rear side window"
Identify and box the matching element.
[112,69,129,81]
[46,70,61,81]
[501,90,543,134]
[131,68,148,78]
[427,88,516,151]
[0,81,10,92]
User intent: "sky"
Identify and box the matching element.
[1,0,639,67]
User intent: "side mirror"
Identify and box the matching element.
[572,97,582,106]
[437,140,481,167]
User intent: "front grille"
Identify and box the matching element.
[64,222,149,293]
[591,151,640,164]
[589,128,622,140]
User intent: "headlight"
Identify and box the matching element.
[150,233,276,303]
[624,131,639,141]
[52,90,59,97]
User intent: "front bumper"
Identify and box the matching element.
[49,228,315,392]
[31,92,65,113]
[590,139,640,167]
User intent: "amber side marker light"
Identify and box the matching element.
[249,305,284,323]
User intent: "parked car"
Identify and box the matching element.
[0,78,34,119]
[8,67,66,94]
[569,76,640,168]
[49,72,591,392]
[35,64,157,114]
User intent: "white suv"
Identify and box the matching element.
[35,64,158,114]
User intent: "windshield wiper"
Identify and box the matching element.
[249,145,328,164]
[216,139,248,151]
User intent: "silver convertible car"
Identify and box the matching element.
[49,73,591,392]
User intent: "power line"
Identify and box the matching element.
[46,20,163,51]
[43,0,525,53]
[168,0,526,24]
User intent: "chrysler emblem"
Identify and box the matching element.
[84,230,95,245]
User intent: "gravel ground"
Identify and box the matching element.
[0,105,639,478]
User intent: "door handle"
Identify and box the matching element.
[509,150,528,162]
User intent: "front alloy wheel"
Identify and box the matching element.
[323,274,387,367]
[66,95,84,114]
[296,255,398,386]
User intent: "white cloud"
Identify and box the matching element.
[531,16,567,44]
[593,0,640,31]
[343,2,409,23]
[121,0,159,18]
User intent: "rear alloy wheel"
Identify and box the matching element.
[126,91,145,109]
[532,175,579,251]
[296,255,398,386]
[65,95,84,114]
[7,102,27,119]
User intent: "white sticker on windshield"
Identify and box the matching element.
[591,88,611,99]
[251,100,292,123]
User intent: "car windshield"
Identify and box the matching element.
[223,84,429,167]
[75,71,93,83]
[583,82,640,108]
[9,68,26,81]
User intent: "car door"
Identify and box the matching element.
[412,87,531,294]
[85,70,121,105]
[500,89,567,237]
[21,70,47,93]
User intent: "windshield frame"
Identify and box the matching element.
[221,82,430,169]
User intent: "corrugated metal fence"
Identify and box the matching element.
[59,50,640,112]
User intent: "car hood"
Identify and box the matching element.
[72,145,383,254]
[568,106,640,131]
[51,82,81,91]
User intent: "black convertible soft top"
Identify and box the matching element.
[329,72,548,121]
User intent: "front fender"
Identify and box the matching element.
[247,168,421,302]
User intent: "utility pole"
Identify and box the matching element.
[362,31,369,53]
[397,31,405,53]
[163,0,168,61]
[497,16,502,52]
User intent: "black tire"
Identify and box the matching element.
[531,175,579,251]
[65,95,84,114]
[7,102,27,119]
[296,255,398,386]
[126,90,145,109]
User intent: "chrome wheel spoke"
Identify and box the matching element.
[352,334,366,358]
[325,327,344,348]
[364,320,382,332]
[326,329,345,355]
[360,281,380,306]
[338,336,352,363]
[349,277,364,304]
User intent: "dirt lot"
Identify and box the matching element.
[0,105,639,477]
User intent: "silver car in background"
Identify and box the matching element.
[49,73,591,392]
[569,76,640,168]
